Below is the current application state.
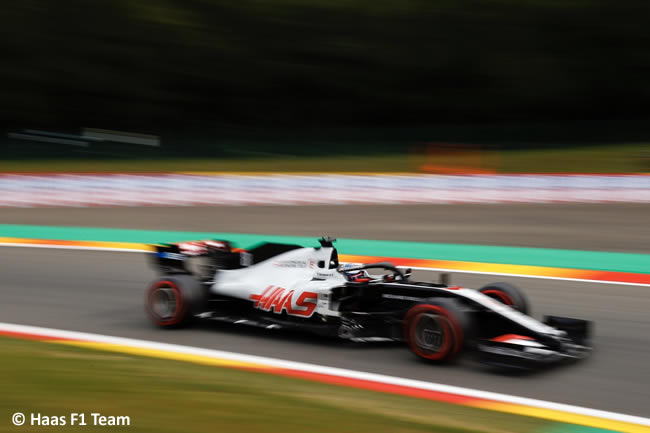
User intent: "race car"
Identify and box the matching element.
[145,237,591,369]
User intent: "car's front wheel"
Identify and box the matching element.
[146,275,206,328]
[403,299,468,362]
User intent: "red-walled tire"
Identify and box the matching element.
[146,275,206,328]
[403,299,468,362]
[479,282,529,314]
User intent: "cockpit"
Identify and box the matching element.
[339,262,412,283]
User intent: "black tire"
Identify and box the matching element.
[403,298,470,362]
[478,282,529,314]
[146,275,207,328]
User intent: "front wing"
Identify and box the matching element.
[476,316,592,369]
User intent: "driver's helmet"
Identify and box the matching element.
[340,263,371,282]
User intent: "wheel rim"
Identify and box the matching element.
[408,310,455,360]
[404,304,464,361]
[147,279,185,326]
[151,287,177,320]
[414,313,446,352]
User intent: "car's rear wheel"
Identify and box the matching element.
[478,282,529,314]
[146,275,206,328]
[404,299,468,362]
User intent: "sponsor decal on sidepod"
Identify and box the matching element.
[249,286,318,318]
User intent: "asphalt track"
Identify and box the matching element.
[1,204,649,417]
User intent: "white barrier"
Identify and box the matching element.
[0,174,648,207]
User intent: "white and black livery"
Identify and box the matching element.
[146,237,591,369]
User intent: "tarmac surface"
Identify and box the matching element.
[1,204,649,416]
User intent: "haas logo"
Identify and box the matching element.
[250,286,318,318]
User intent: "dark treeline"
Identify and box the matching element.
[2,0,650,133]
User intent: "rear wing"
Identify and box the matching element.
[149,237,335,275]
[149,240,239,274]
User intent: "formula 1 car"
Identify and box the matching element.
[145,237,591,369]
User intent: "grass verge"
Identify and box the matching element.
[0,143,648,173]
[0,336,555,433]
[0,155,411,173]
